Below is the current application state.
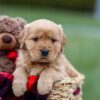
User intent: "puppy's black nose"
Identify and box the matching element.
[41,48,49,57]
[2,35,12,44]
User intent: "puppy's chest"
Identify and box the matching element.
[26,64,47,76]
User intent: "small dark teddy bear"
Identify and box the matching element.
[0,16,27,100]
[0,16,26,73]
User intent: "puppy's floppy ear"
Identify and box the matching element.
[58,24,67,52]
[19,29,27,49]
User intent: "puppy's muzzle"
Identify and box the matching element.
[40,48,49,57]
[2,35,12,44]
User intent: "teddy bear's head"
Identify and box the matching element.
[0,16,27,50]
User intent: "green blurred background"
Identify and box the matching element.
[0,0,100,100]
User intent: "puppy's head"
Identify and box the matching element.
[19,19,67,62]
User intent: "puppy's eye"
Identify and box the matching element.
[51,38,57,43]
[32,37,38,42]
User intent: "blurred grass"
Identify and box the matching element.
[0,4,100,100]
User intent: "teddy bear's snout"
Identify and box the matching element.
[2,35,12,44]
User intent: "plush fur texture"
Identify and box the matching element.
[0,16,27,73]
[12,19,80,97]
[0,16,27,50]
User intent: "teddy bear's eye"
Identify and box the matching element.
[51,38,57,43]
[32,37,38,42]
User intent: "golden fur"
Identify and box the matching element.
[12,19,81,97]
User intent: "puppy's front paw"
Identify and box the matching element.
[37,80,53,95]
[12,80,27,97]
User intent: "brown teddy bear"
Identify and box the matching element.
[0,16,27,73]
[0,16,27,100]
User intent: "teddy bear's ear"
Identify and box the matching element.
[15,17,27,27]
[58,24,67,52]
[19,29,27,49]
[0,15,8,20]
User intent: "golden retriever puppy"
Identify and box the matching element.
[12,19,81,97]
